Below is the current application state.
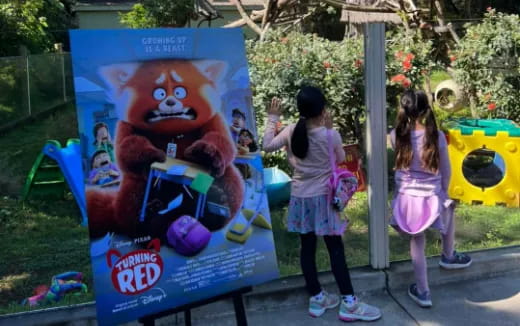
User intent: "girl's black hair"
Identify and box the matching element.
[291,86,326,159]
[90,150,109,169]
[239,129,258,152]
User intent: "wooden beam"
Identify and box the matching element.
[364,23,389,269]
[321,0,398,12]
[321,0,422,13]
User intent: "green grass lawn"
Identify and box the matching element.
[0,104,91,314]
[273,192,520,276]
[0,102,79,196]
[1,98,520,315]
[0,198,93,314]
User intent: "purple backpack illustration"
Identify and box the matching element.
[167,215,211,256]
[327,130,358,213]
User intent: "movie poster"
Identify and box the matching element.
[70,28,279,325]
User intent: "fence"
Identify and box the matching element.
[0,52,74,131]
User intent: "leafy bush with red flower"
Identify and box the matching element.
[246,31,365,171]
[386,27,437,113]
[452,9,520,122]
[246,28,440,170]
[246,31,365,143]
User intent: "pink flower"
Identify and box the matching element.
[487,103,497,111]
[402,60,413,72]
[405,53,415,61]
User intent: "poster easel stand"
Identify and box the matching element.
[138,286,252,326]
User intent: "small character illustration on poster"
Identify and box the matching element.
[236,129,258,155]
[88,150,120,186]
[93,122,115,161]
[85,59,245,243]
[230,109,246,143]
[235,129,258,180]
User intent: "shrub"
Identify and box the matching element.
[247,28,439,170]
[386,27,437,125]
[452,9,520,122]
[246,31,365,143]
[120,0,194,28]
[246,31,365,172]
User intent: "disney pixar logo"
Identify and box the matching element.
[107,239,163,295]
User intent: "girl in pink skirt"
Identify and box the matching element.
[390,90,472,308]
[263,86,381,322]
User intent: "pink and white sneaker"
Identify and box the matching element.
[308,291,340,317]
[338,296,382,322]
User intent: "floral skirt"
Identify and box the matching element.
[287,195,347,236]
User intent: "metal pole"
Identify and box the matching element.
[364,23,389,269]
[54,43,67,102]
[20,46,31,116]
[61,51,67,102]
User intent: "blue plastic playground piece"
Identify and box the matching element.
[43,139,88,226]
[264,167,291,207]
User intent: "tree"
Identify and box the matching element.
[120,0,196,28]
[0,0,75,56]
[452,9,520,122]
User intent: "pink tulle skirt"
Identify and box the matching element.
[390,190,454,236]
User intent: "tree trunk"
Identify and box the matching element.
[423,75,433,108]
[434,0,460,44]
[469,93,479,118]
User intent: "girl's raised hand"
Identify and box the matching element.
[268,97,283,116]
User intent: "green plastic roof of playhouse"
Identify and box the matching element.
[447,119,520,137]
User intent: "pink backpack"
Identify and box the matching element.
[327,130,358,212]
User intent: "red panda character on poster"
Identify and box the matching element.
[86,59,244,240]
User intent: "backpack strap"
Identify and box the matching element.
[327,129,336,171]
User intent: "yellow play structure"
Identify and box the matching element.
[446,119,520,208]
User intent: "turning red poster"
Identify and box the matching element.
[70,28,279,325]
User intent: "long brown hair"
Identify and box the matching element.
[395,90,440,173]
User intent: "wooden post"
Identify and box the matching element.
[364,23,389,269]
